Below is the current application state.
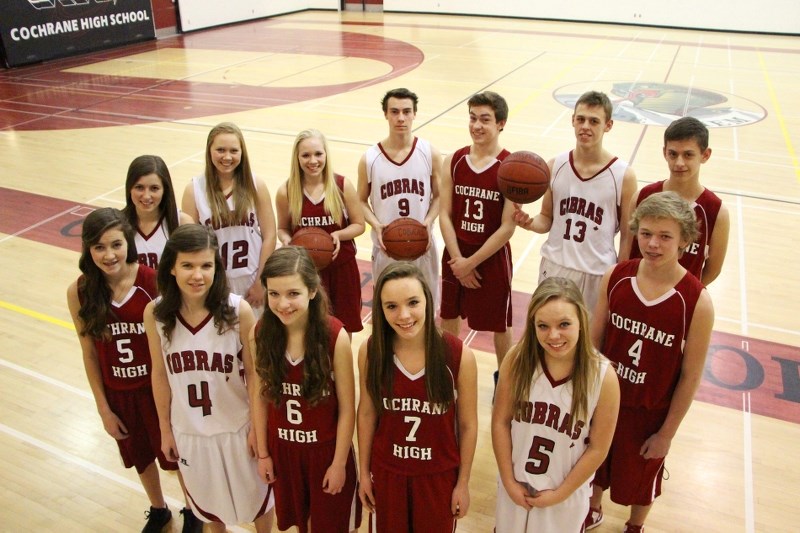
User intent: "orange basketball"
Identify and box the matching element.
[382,218,428,260]
[290,227,335,270]
[497,151,550,204]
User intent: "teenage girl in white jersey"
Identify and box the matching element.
[144,224,275,533]
[182,122,276,311]
[493,277,619,532]
[122,154,192,269]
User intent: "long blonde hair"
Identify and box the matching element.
[287,129,345,228]
[508,277,601,428]
[203,122,258,227]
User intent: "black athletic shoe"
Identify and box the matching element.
[142,506,172,533]
[180,507,204,533]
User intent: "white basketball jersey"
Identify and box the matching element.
[495,359,610,533]
[540,150,628,275]
[156,294,250,436]
[192,175,262,294]
[365,137,433,247]
[135,218,169,269]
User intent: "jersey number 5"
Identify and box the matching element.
[116,338,134,363]
[525,436,555,475]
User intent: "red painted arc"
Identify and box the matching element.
[0,28,424,131]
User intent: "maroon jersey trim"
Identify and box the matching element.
[136,217,165,240]
[568,150,619,181]
[377,137,419,167]
[177,311,214,335]
[541,359,570,388]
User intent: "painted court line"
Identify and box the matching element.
[0,330,251,532]
[735,196,749,337]
[0,206,84,246]
[742,389,755,533]
[0,183,123,246]
[0,423,260,533]
[757,51,800,182]
[0,358,91,400]
[0,300,75,330]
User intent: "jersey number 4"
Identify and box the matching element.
[525,436,556,475]
[628,339,643,366]
[188,381,213,416]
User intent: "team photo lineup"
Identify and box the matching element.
[2,6,798,533]
[66,83,724,533]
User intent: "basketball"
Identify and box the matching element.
[290,227,335,270]
[497,151,550,204]
[382,218,429,261]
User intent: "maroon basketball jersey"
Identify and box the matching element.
[80,265,158,391]
[450,146,510,245]
[294,174,356,267]
[629,181,722,281]
[371,332,463,475]
[602,260,704,410]
[267,316,344,448]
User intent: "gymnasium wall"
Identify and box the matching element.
[177,0,339,32]
[384,0,800,35]
[0,0,156,67]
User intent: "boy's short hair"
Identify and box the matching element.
[381,88,419,113]
[574,91,613,122]
[629,191,699,251]
[467,91,509,123]
[664,117,710,152]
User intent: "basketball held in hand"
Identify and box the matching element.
[382,218,428,260]
[290,227,335,270]
[497,151,550,204]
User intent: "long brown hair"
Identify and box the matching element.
[154,224,236,342]
[286,129,345,228]
[255,246,332,406]
[366,262,453,413]
[507,277,601,429]
[203,122,258,228]
[122,155,180,234]
[77,208,138,340]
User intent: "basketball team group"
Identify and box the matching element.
[66,87,730,533]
